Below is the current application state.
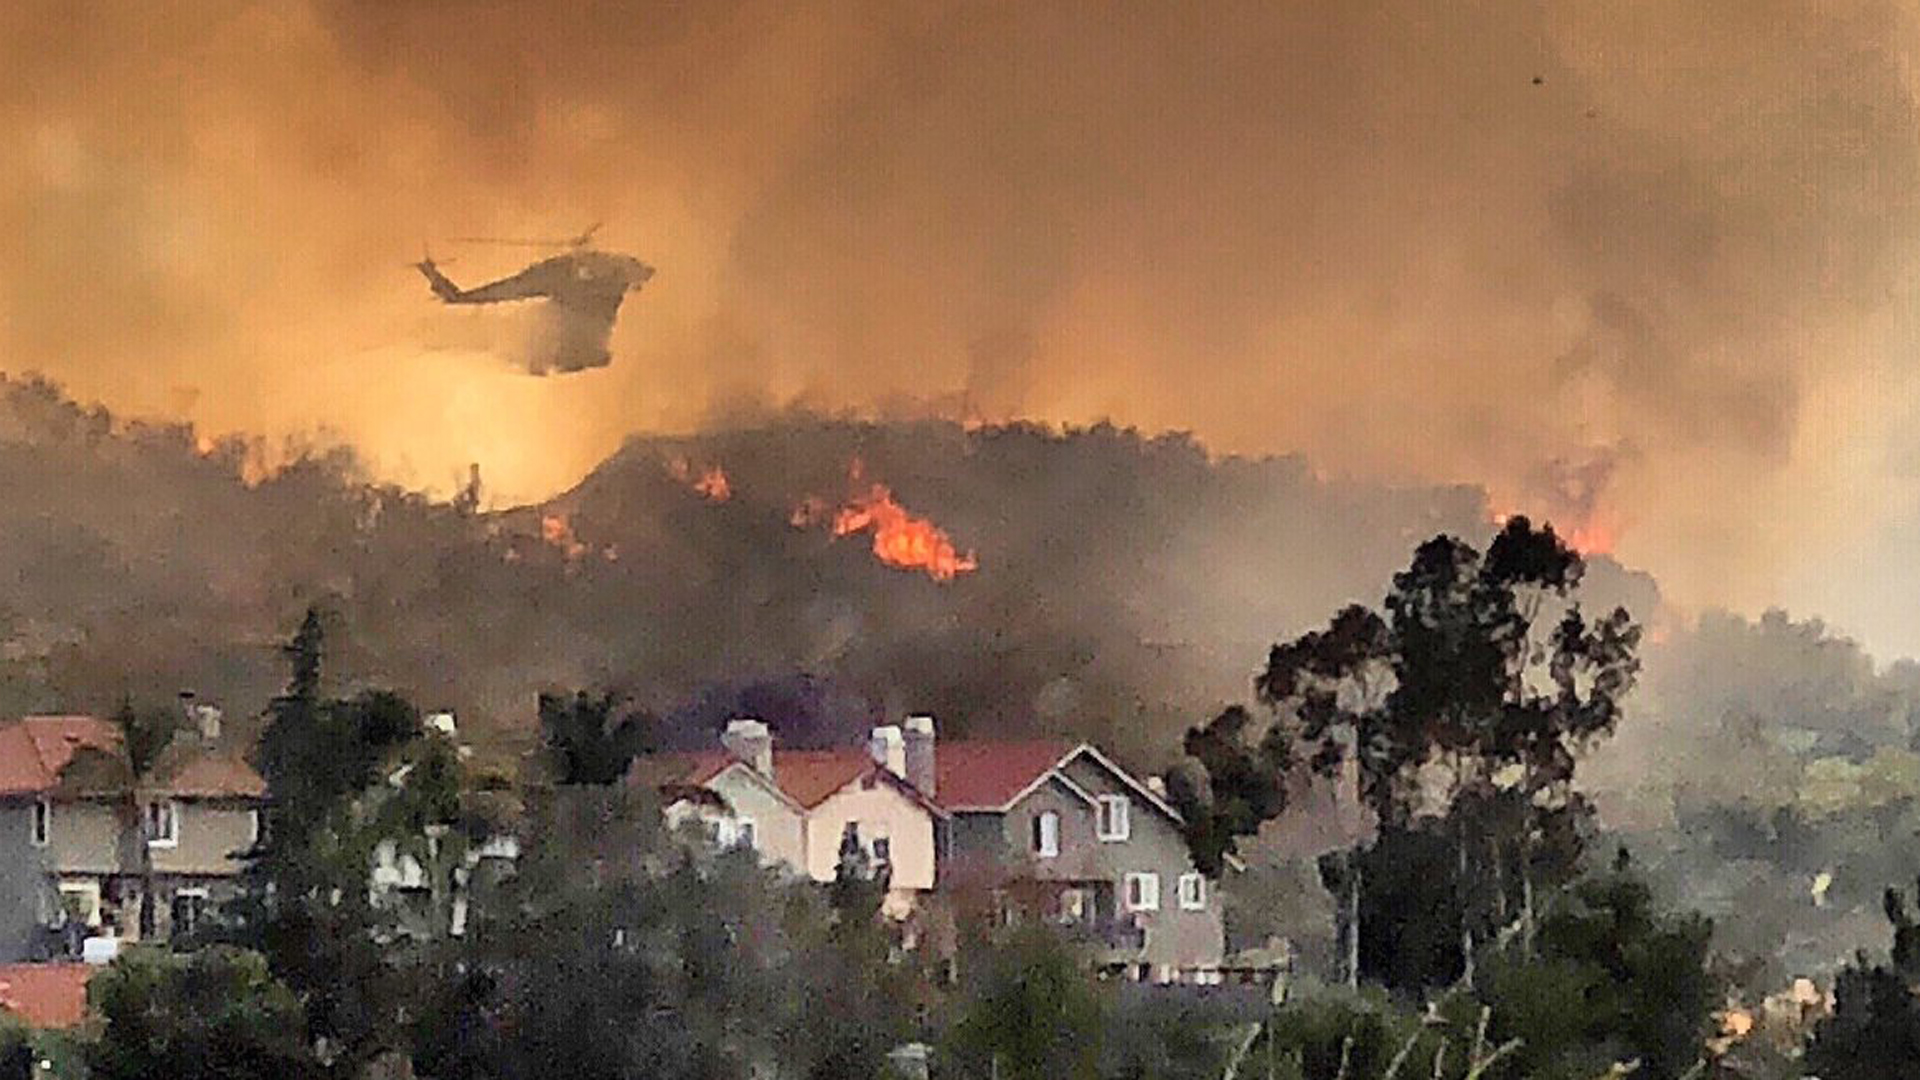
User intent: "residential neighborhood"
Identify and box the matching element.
[0,708,264,964]
[650,716,1231,983]
[0,695,1269,1055]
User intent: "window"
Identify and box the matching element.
[735,818,756,850]
[1097,796,1131,841]
[58,881,101,927]
[1124,872,1160,912]
[30,799,49,848]
[170,889,208,938]
[870,824,892,865]
[1032,811,1060,858]
[1059,887,1088,923]
[1178,873,1206,911]
[145,801,178,847]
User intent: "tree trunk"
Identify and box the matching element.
[1345,848,1362,990]
[1457,818,1474,986]
[1519,827,1536,959]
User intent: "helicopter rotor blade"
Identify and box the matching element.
[447,237,574,247]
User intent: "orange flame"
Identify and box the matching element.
[795,460,979,582]
[540,513,588,560]
[668,457,731,502]
[1489,505,1616,558]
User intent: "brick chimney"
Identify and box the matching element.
[903,715,936,798]
[722,719,773,778]
[869,725,906,778]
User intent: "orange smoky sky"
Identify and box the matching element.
[3,2,1920,652]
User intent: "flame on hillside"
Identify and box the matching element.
[668,457,731,502]
[793,460,979,582]
[540,513,589,560]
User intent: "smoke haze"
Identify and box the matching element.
[4,1,1920,656]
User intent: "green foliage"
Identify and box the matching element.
[945,926,1105,1080]
[110,697,186,778]
[86,945,313,1080]
[422,784,931,1080]
[1260,987,1451,1080]
[1804,880,1920,1080]
[1097,991,1243,1080]
[0,1018,32,1080]
[1175,520,1640,989]
[1477,853,1717,1080]
[536,690,656,786]
[226,608,468,1076]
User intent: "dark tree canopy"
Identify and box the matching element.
[537,690,657,786]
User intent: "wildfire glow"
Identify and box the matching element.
[1489,507,1617,558]
[540,513,588,560]
[668,457,731,502]
[794,460,979,582]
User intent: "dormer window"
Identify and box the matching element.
[1096,795,1130,842]
[30,799,49,847]
[145,800,179,847]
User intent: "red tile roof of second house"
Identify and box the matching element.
[159,754,268,799]
[669,748,943,811]
[0,716,125,796]
[0,963,93,1028]
[933,739,1078,811]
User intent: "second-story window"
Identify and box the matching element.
[1096,795,1131,842]
[1178,872,1207,910]
[1032,810,1060,858]
[145,800,179,847]
[31,799,50,847]
[1124,872,1160,912]
[870,824,892,866]
[735,818,757,850]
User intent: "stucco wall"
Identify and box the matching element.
[148,799,256,876]
[703,766,806,876]
[0,801,58,960]
[42,800,122,876]
[805,776,937,890]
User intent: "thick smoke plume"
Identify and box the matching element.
[4,1,1919,651]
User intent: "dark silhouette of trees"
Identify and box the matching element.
[536,690,656,786]
[86,946,313,1080]
[1171,518,1641,990]
[1806,879,1920,1080]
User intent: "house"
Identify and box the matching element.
[923,725,1228,985]
[0,710,265,960]
[651,715,1228,982]
[652,719,948,915]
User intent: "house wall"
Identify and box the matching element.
[702,766,806,875]
[148,799,255,876]
[42,800,122,876]
[805,777,938,891]
[948,751,1225,977]
[0,802,58,961]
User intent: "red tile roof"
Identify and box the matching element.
[0,717,124,797]
[0,963,93,1028]
[932,739,1077,810]
[159,754,267,799]
[667,748,944,812]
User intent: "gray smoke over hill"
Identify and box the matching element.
[0,376,1655,766]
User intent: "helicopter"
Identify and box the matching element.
[414,223,655,374]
